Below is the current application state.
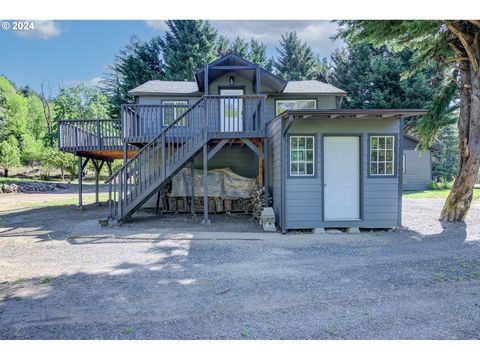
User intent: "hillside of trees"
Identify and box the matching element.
[0,20,462,183]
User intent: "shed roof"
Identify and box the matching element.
[273,109,427,120]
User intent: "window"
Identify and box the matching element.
[275,99,317,115]
[290,136,315,176]
[162,100,189,126]
[369,135,395,176]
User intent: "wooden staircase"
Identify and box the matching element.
[106,95,266,223]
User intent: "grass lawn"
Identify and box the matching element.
[403,188,480,200]
[0,177,100,186]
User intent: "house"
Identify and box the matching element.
[402,134,434,190]
[58,53,426,232]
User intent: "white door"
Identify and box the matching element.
[324,136,360,221]
[220,89,243,132]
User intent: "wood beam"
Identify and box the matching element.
[204,64,209,95]
[282,115,294,136]
[207,139,229,161]
[209,65,256,70]
[241,138,260,156]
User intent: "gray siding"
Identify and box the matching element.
[403,149,432,190]
[283,117,401,229]
[267,117,283,225]
[264,95,337,122]
[193,145,258,178]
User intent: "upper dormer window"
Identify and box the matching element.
[275,99,317,116]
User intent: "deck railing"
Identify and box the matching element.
[122,95,266,141]
[107,94,266,222]
[58,119,123,152]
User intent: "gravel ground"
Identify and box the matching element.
[0,194,479,339]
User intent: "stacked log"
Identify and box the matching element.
[251,186,265,220]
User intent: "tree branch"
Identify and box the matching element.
[468,20,480,29]
[444,21,479,72]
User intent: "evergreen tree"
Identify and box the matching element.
[160,20,218,81]
[248,39,273,71]
[216,35,230,57]
[330,42,434,110]
[274,31,318,80]
[103,35,164,116]
[336,20,480,221]
[432,124,459,182]
[230,37,249,58]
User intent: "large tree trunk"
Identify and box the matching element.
[4,168,8,178]
[441,60,480,221]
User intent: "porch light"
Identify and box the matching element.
[229,76,235,85]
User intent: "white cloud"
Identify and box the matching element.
[144,20,344,57]
[145,20,168,30]
[210,20,344,57]
[63,77,104,89]
[16,20,63,40]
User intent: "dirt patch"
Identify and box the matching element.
[0,191,480,339]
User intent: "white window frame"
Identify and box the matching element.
[275,99,317,116]
[369,135,395,176]
[289,135,315,176]
[162,100,189,126]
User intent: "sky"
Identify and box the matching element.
[0,20,343,94]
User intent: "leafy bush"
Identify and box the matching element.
[429,180,440,190]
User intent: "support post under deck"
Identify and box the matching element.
[263,138,269,207]
[202,144,210,225]
[190,160,196,218]
[78,156,83,209]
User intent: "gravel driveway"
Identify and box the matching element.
[0,194,479,339]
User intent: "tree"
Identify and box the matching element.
[330,42,435,110]
[230,37,249,58]
[274,31,318,80]
[25,90,48,141]
[216,35,230,57]
[53,84,110,121]
[0,135,21,177]
[103,35,164,116]
[0,76,28,143]
[39,82,54,144]
[248,39,273,71]
[432,124,459,182]
[160,20,218,81]
[336,20,480,221]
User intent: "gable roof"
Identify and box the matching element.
[283,80,346,95]
[128,53,347,96]
[195,53,287,93]
[128,81,200,96]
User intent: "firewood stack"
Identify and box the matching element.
[251,186,265,220]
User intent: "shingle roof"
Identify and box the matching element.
[128,81,200,95]
[128,79,346,96]
[283,80,346,95]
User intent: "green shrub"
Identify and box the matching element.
[429,181,440,190]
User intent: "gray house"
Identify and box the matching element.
[58,53,426,232]
[402,134,434,190]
